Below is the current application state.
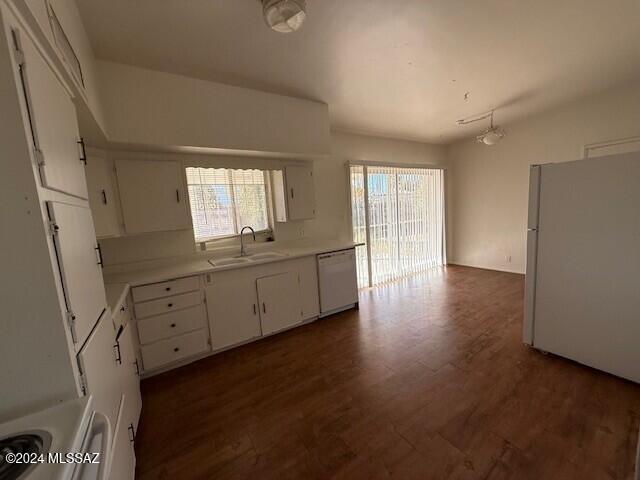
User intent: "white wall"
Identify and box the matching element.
[309,131,449,244]
[99,131,447,266]
[448,82,640,274]
[97,61,331,155]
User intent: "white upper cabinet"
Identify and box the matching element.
[23,0,106,132]
[285,165,316,220]
[115,159,191,235]
[13,26,87,199]
[47,201,106,348]
[256,271,302,336]
[205,269,262,350]
[85,151,122,239]
[273,164,316,222]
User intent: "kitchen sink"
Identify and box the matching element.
[248,252,289,261]
[209,252,289,267]
[209,257,251,267]
[209,251,288,267]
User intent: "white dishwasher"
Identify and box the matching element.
[317,248,359,317]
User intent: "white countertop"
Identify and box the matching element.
[104,239,362,287]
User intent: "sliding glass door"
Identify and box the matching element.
[350,165,446,287]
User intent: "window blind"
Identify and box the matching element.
[350,165,446,287]
[186,167,269,242]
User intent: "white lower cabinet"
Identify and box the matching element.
[117,322,142,432]
[137,305,206,344]
[77,310,123,435]
[77,304,140,480]
[130,257,321,376]
[257,272,302,336]
[206,256,318,350]
[205,268,262,350]
[134,290,201,319]
[296,256,320,320]
[140,329,209,371]
[131,276,210,373]
[108,396,135,480]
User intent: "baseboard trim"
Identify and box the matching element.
[448,261,524,275]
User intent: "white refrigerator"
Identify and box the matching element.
[523,152,640,383]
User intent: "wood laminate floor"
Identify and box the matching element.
[136,266,640,480]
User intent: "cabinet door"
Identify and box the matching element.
[14,27,87,198]
[108,397,136,480]
[48,201,106,348]
[285,165,315,220]
[116,159,190,234]
[297,257,320,320]
[77,311,121,433]
[24,0,55,47]
[117,323,142,433]
[257,272,302,336]
[206,270,262,350]
[85,152,122,238]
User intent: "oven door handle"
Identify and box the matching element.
[73,410,112,480]
[92,411,112,480]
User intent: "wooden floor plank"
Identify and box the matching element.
[136,266,640,479]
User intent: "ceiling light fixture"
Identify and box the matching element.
[262,0,307,33]
[457,110,506,145]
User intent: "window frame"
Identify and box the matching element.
[184,167,273,245]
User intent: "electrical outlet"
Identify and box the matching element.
[505,255,512,263]
[299,227,305,238]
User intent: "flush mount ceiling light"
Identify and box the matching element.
[262,0,307,33]
[457,110,506,146]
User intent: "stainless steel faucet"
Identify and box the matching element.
[239,226,256,257]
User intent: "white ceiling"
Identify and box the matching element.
[77,0,640,144]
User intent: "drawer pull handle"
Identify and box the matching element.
[170,323,176,328]
[173,347,180,352]
[168,303,173,308]
[165,287,171,291]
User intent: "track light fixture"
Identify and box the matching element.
[457,110,506,145]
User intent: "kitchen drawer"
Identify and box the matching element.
[137,305,206,345]
[131,276,200,303]
[140,329,209,371]
[134,291,201,319]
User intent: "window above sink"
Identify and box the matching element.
[186,167,272,244]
